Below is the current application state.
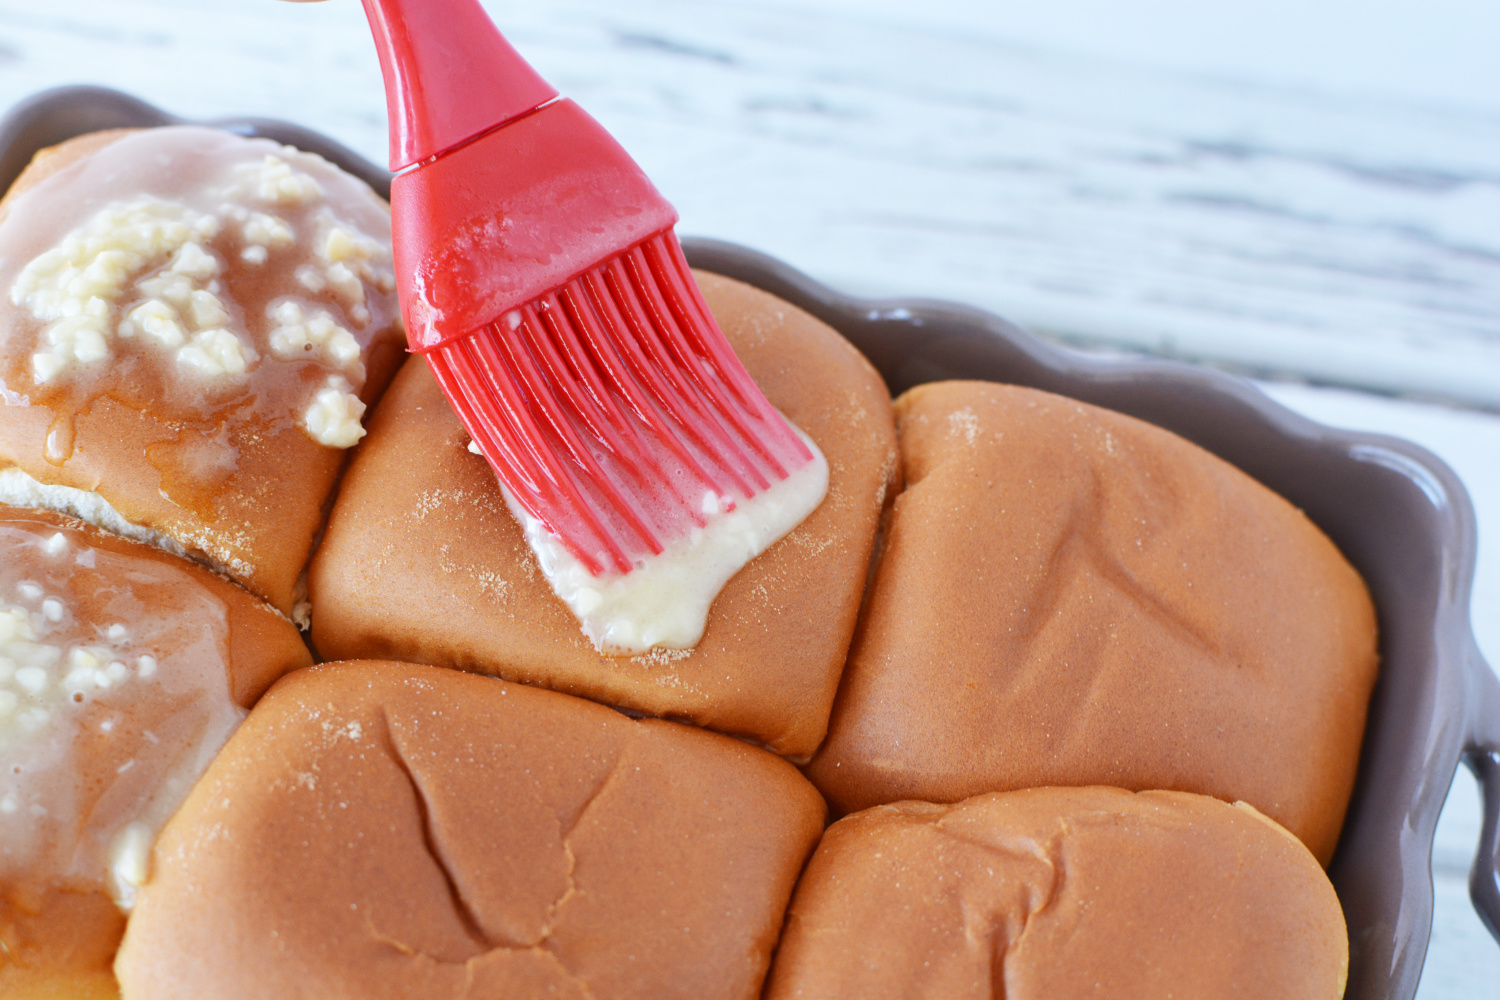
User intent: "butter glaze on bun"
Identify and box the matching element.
[807,382,1378,864]
[0,127,407,617]
[0,508,310,1000]
[308,272,898,760]
[765,787,1348,1000]
[115,660,828,1000]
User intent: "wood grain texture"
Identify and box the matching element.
[0,1,1494,993]
[0,0,1495,405]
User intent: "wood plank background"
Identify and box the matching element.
[1,0,1494,405]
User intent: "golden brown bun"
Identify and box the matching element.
[308,272,898,760]
[0,129,141,221]
[0,890,123,1000]
[0,508,311,707]
[115,659,828,1000]
[765,787,1348,1000]
[0,129,407,616]
[0,508,311,998]
[806,382,1378,864]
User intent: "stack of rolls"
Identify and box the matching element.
[0,124,1376,999]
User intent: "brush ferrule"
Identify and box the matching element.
[392,98,679,355]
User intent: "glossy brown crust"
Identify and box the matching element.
[308,272,899,760]
[0,129,407,615]
[0,129,140,221]
[115,659,828,1000]
[765,787,1348,1000]
[0,890,123,1000]
[0,508,311,707]
[806,382,1379,864]
[0,508,311,998]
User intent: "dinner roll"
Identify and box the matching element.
[308,272,898,760]
[765,786,1348,1000]
[807,382,1378,864]
[0,508,311,999]
[115,659,828,1000]
[0,126,407,618]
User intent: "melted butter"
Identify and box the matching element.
[143,410,245,515]
[0,126,398,525]
[502,424,830,654]
[0,519,244,911]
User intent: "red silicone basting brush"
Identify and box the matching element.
[359,0,815,576]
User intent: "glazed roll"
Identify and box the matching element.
[115,659,828,1000]
[765,787,1348,1000]
[0,509,311,999]
[0,126,407,619]
[308,272,899,760]
[807,382,1379,864]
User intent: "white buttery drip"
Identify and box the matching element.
[501,424,829,654]
[0,521,245,911]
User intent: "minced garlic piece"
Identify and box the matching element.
[169,242,219,280]
[325,262,365,309]
[177,328,256,379]
[314,212,396,326]
[233,155,323,206]
[136,270,194,308]
[268,300,363,373]
[119,300,185,348]
[30,297,111,382]
[187,289,231,330]
[244,211,295,248]
[303,375,367,448]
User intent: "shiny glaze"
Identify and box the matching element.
[0,126,397,525]
[0,519,243,911]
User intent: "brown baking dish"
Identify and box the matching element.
[1,84,1495,1000]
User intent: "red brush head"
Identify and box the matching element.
[426,232,816,577]
[356,0,815,580]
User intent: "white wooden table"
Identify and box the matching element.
[0,1,1495,994]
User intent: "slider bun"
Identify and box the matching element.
[116,659,828,1000]
[0,508,311,999]
[0,508,311,707]
[0,129,141,218]
[807,382,1378,864]
[0,127,407,616]
[308,272,899,760]
[765,786,1348,1000]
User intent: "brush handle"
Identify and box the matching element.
[359,0,558,171]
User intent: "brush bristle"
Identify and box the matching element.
[427,231,814,576]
